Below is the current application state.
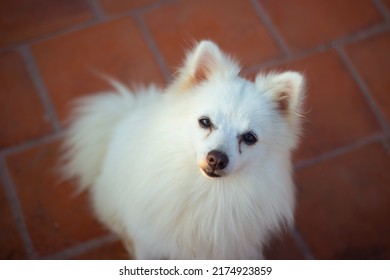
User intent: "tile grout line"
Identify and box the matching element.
[372,0,390,22]
[292,226,314,260]
[250,0,291,56]
[86,0,106,21]
[133,13,172,82]
[337,47,390,135]
[294,133,384,172]
[43,234,119,260]
[0,133,61,158]
[333,23,390,47]
[18,46,62,133]
[0,158,38,259]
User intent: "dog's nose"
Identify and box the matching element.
[206,150,229,170]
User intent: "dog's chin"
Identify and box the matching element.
[201,168,224,178]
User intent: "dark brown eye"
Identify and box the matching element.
[199,117,211,129]
[242,132,257,145]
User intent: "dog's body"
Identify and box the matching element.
[63,41,305,259]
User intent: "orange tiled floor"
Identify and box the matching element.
[1,0,389,260]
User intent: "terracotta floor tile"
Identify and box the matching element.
[99,0,159,14]
[143,0,280,69]
[264,232,304,260]
[0,51,53,148]
[346,33,390,123]
[295,142,390,259]
[0,0,92,47]
[6,141,108,256]
[73,240,130,260]
[0,180,27,259]
[32,17,165,122]
[260,0,383,51]
[263,50,381,162]
[384,0,390,11]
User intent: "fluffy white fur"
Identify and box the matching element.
[62,40,305,259]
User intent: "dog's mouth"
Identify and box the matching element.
[201,168,223,178]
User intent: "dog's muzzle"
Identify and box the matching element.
[201,150,229,178]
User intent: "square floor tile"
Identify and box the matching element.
[0,0,92,47]
[295,142,390,259]
[6,141,108,256]
[346,33,390,124]
[32,17,165,122]
[0,51,53,148]
[143,0,280,69]
[260,0,383,51]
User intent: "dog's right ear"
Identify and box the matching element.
[174,40,240,90]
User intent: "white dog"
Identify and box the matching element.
[62,40,305,259]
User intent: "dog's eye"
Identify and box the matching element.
[242,132,257,145]
[199,117,212,129]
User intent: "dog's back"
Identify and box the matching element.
[62,84,161,191]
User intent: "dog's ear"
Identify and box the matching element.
[256,71,305,136]
[185,40,224,83]
[256,71,305,116]
[175,40,239,89]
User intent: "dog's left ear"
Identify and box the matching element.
[256,71,305,135]
[256,71,305,117]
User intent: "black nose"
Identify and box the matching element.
[206,150,229,170]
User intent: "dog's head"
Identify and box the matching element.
[170,41,305,179]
